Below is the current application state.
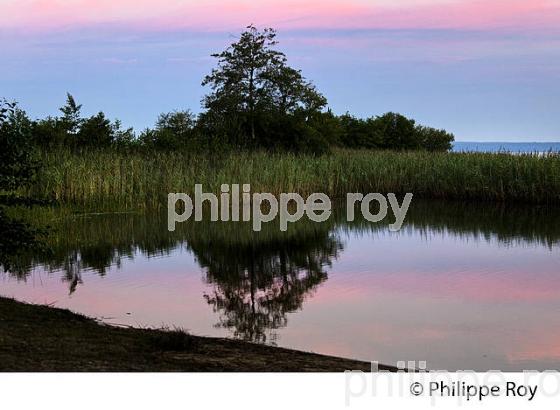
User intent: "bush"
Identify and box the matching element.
[416,125,454,152]
[0,100,38,191]
[32,117,68,148]
[138,110,199,151]
[77,112,114,147]
[374,112,419,150]
[307,110,344,147]
[338,112,453,152]
[338,113,382,149]
[257,113,331,155]
[112,120,136,148]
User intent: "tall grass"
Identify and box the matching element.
[23,148,560,207]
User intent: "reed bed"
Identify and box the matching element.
[24,148,560,207]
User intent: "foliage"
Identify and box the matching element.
[338,113,382,149]
[59,93,83,136]
[201,25,328,151]
[374,112,419,149]
[0,207,46,274]
[32,94,136,149]
[77,112,114,146]
[415,125,454,152]
[139,110,198,150]
[254,112,331,154]
[0,99,39,191]
[338,112,454,151]
[0,99,46,274]
[32,117,65,148]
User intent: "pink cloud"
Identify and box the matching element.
[2,0,560,32]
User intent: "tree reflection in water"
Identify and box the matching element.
[190,231,342,343]
[3,200,560,342]
[0,207,46,277]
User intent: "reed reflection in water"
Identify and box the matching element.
[1,200,559,370]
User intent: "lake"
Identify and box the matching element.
[2,201,560,371]
[453,141,560,153]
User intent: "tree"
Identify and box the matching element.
[202,25,327,150]
[416,126,454,151]
[268,65,326,118]
[306,110,344,148]
[256,113,328,154]
[338,113,383,149]
[112,120,136,148]
[33,96,136,149]
[77,112,114,146]
[32,117,68,148]
[156,110,195,136]
[138,110,198,150]
[374,112,419,150]
[338,112,454,151]
[0,99,45,274]
[59,93,83,137]
[0,99,38,191]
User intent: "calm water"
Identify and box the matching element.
[2,201,560,371]
[453,141,560,153]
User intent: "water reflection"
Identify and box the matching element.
[191,230,341,342]
[0,207,46,276]
[6,200,560,280]
[1,200,560,369]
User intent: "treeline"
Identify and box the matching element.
[4,98,560,207]
[3,25,453,156]
[10,94,454,154]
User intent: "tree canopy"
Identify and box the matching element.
[201,25,328,152]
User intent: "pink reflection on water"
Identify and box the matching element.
[2,229,560,371]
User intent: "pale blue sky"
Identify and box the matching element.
[2,24,559,141]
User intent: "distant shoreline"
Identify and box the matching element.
[0,297,394,372]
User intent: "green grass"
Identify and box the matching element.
[22,148,560,207]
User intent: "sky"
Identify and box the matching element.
[1,0,559,141]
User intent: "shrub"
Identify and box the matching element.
[338,112,453,152]
[150,328,197,352]
[338,113,382,149]
[374,112,419,150]
[77,112,114,147]
[0,100,38,191]
[416,125,454,152]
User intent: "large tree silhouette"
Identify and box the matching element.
[201,25,326,150]
[189,229,342,343]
